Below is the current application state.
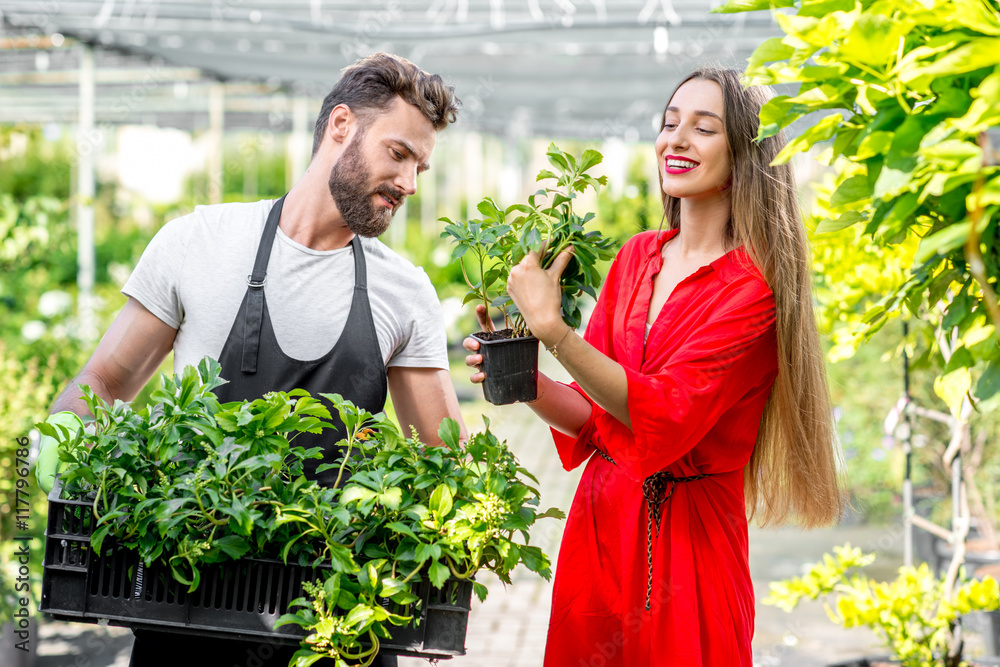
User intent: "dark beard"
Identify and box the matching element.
[327,133,405,238]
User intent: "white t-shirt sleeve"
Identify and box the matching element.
[121,216,193,329]
[386,269,449,370]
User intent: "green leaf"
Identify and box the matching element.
[873,167,912,200]
[327,544,359,573]
[748,38,795,73]
[378,487,403,510]
[830,175,871,208]
[915,221,977,263]
[710,0,793,13]
[815,211,867,235]
[976,361,1000,401]
[902,37,1000,84]
[437,418,461,450]
[944,346,975,374]
[473,581,489,603]
[274,613,309,630]
[771,113,843,165]
[415,542,442,563]
[429,484,454,519]
[429,560,450,588]
[340,486,377,506]
[214,535,250,559]
[935,367,972,415]
[577,149,603,173]
[519,545,549,575]
[799,0,855,17]
[921,139,981,163]
[855,131,894,161]
[545,145,571,173]
[477,197,503,221]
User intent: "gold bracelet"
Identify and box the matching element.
[545,327,573,359]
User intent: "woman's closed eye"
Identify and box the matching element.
[662,123,715,134]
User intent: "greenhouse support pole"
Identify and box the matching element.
[287,95,310,187]
[420,160,437,236]
[208,82,225,204]
[465,132,483,214]
[902,319,913,567]
[76,42,97,342]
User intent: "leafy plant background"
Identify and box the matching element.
[765,544,1000,667]
[713,0,1000,528]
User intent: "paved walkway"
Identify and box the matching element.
[27,359,987,666]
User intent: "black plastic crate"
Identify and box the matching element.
[41,481,472,658]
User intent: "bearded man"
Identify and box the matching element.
[36,53,463,667]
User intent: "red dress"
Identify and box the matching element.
[545,229,778,667]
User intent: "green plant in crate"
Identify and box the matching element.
[48,359,344,588]
[765,544,1000,667]
[440,143,617,337]
[277,398,564,665]
[45,358,562,667]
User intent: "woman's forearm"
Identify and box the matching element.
[539,329,631,430]
[526,373,594,438]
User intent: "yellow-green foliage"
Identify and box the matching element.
[713,0,1000,415]
[764,543,1000,666]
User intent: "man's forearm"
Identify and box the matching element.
[49,370,118,418]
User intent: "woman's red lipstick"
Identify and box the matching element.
[664,154,700,175]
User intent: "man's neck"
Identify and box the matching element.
[279,166,355,251]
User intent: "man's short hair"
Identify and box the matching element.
[312,53,461,155]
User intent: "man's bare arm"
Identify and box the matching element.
[387,367,466,445]
[51,297,178,417]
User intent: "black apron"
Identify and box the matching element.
[130,196,394,666]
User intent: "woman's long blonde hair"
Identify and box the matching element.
[659,67,843,528]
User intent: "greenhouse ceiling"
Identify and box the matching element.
[0,1,786,140]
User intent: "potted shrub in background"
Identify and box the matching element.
[441,143,617,405]
[766,544,1000,667]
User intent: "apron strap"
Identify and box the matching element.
[350,234,367,290]
[242,196,285,374]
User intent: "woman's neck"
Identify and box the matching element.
[672,191,732,258]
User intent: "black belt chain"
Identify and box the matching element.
[594,449,710,611]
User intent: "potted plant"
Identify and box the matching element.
[440,143,617,405]
[765,543,1000,667]
[40,358,564,666]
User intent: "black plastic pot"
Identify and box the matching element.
[964,610,1000,659]
[472,331,539,405]
[933,534,1000,579]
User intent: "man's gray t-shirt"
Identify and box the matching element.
[122,199,448,375]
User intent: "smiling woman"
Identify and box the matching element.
[463,67,843,667]
[657,80,732,201]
